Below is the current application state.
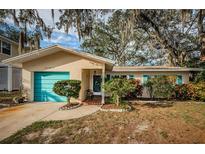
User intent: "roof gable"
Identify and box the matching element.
[2,45,114,65]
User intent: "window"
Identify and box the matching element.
[128,74,135,79]
[143,75,150,84]
[2,41,11,55]
[176,75,183,85]
[121,75,127,79]
[112,75,120,79]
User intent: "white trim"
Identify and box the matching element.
[3,45,114,65]
[101,65,105,104]
[31,72,34,101]
[7,65,12,91]
[90,70,102,95]
[0,35,18,45]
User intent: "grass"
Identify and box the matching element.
[1,101,205,144]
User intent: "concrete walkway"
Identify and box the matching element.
[0,103,100,140]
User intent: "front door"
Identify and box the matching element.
[93,75,102,95]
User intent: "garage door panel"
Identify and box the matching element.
[34,72,70,102]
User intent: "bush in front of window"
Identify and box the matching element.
[144,76,175,100]
[125,79,143,99]
[175,84,195,100]
[104,78,135,106]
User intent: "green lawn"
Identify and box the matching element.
[1,101,205,144]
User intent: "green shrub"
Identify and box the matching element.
[192,82,205,101]
[144,76,175,99]
[194,71,205,83]
[175,84,195,100]
[53,80,81,104]
[126,79,143,99]
[143,80,154,98]
[104,78,135,106]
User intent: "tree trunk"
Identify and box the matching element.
[67,97,71,105]
[116,95,120,106]
[18,31,25,55]
[200,33,205,59]
[198,10,205,60]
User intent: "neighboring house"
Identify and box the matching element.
[3,45,202,103]
[0,35,22,91]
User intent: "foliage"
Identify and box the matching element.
[143,80,154,98]
[194,70,205,83]
[81,10,167,66]
[175,84,195,100]
[192,82,205,101]
[0,91,22,101]
[104,78,135,106]
[1,9,204,66]
[53,80,81,103]
[0,9,53,53]
[144,76,175,99]
[126,79,143,99]
[118,10,205,66]
[175,82,205,102]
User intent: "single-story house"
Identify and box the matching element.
[3,45,202,104]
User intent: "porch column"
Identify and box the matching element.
[8,65,12,92]
[101,65,105,104]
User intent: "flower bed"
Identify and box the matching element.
[100,103,132,112]
[59,103,82,110]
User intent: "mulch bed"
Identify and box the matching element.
[59,103,82,110]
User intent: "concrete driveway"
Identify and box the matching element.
[0,103,100,140]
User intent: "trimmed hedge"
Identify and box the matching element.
[53,80,81,103]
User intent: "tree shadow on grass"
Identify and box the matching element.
[140,102,174,108]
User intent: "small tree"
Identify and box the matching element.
[53,80,81,104]
[144,76,176,99]
[194,70,205,83]
[151,76,175,100]
[104,78,135,106]
[144,80,154,98]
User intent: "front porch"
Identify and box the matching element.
[82,96,102,105]
[81,68,106,104]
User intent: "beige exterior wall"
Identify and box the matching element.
[107,71,189,84]
[0,37,19,62]
[22,50,104,101]
[81,69,91,100]
[20,49,192,101]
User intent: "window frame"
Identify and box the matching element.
[128,74,136,79]
[0,40,12,56]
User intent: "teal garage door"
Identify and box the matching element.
[34,72,70,102]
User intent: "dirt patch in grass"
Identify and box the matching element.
[1,101,205,144]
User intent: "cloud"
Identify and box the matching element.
[38,10,81,49]
[41,30,80,49]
